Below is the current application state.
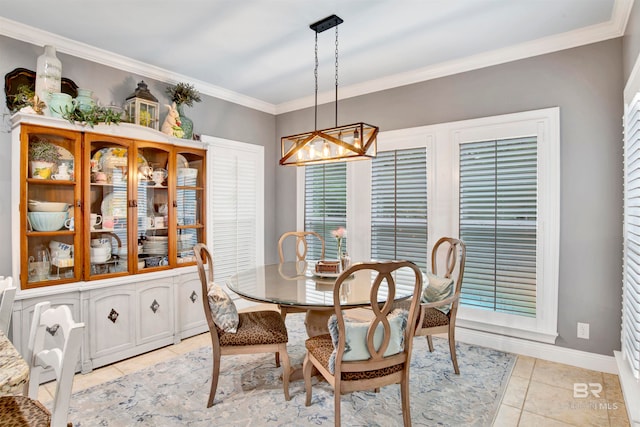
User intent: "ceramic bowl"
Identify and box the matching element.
[177,168,198,178]
[27,212,68,231]
[28,200,70,212]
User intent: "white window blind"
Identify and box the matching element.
[623,91,640,380]
[210,141,263,285]
[304,163,347,259]
[371,148,428,270]
[459,137,537,317]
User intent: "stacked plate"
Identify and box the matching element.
[143,236,168,255]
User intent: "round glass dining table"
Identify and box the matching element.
[226,261,416,336]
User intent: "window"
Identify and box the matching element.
[459,137,537,317]
[304,163,347,259]
[623,91,640,380]
[371,148,428,270]
[298,108,559,343]
[206,137,264,285]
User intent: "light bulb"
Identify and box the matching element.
[353,128,361,149]
[323,140,330,158]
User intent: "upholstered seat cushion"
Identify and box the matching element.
[306,334,404,381]
[219,311,288,346]
[0,395,51,427]
[420,307,450,328]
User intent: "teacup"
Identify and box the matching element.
[152,168,167,186]
[64,217,74,230]
[90,213,102,230]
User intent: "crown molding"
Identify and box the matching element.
[275,0,633,114]
[0,16,277,114]
[1,0,632,117]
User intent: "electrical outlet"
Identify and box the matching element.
[577,322,590,339]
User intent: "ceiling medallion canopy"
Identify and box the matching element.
[280,15,378,166]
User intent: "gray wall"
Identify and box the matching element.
[276,39,624,356]
[624,0,640,82]
[0,35,278,271]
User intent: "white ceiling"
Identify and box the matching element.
[0,0,631,113]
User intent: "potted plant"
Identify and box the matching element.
[165,82,201,139]
[28,137,61,179]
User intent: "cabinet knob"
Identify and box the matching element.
[129,200,138,208]
[150,299,160,313]
[190,291,198,303]
[108,308,119,323]
[173,201,178,208]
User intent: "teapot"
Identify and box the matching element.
[152,168,168,186]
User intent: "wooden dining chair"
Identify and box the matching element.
[0,301,84,427]
[193,243,291,407]
[277,231,325,319]
[303,260,423,427]
[414,237,466,374]
[0,276,17,334]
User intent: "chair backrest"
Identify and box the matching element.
[331,261,423,375]
[0,276,17,334]
[26,301,84,427]
[431,237,466,317]
[193,243,222,345]
[278,231,325,262]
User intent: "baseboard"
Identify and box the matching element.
[455,327,618,374]
[615,351,640,427]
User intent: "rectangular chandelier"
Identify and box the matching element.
[280,122,378,166]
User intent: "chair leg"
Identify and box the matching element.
[280,344,291,401]
[207,351,221,407]
[334,388,341,427]
[303,353,313,406]
[426,335,434,352]
[448,327,460,374]
[401,376,412,427]
[275,352,281,368]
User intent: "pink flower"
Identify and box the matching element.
[331,227,347,239]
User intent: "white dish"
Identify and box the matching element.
[176,154,189,169]
[101,193,127,217]
[28,200,70,212]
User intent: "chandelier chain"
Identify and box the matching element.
[314,31,319,131]
[335,26,339,127]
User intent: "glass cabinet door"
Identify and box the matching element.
[84,135,134,279]
[136,143,171,271]
[22,125,82,289]
[174,148,206,265]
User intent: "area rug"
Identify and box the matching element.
[66,314,515,426]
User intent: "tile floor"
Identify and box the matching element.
[39,306,631,427]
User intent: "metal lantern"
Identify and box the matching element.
[125,81,159,130]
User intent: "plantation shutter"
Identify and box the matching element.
[211,145,261,283]
[371,148,428,270]
[459,137,537,317]
[304,163,347,259]
[623,91,640,380]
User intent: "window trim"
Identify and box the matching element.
[450,108,560,344]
